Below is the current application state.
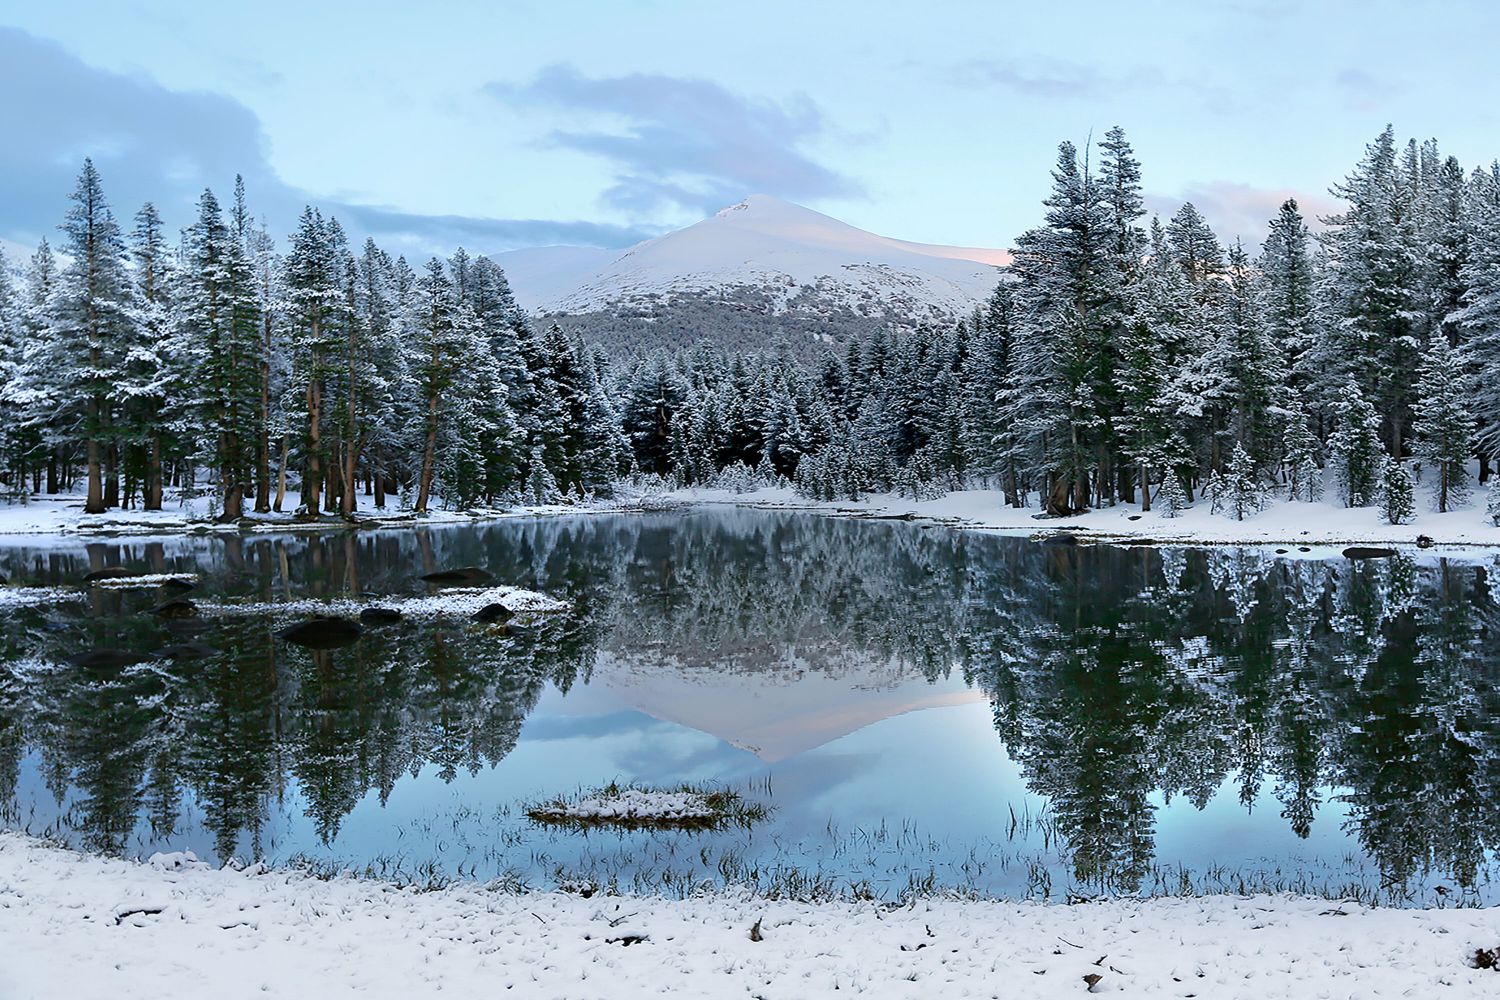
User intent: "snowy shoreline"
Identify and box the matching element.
[0,832,1494,998]
[4,484,1500,553]
[671,485,1500,551]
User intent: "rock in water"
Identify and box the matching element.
[420,566,493,585]
[474,603,513,625]
[149,598,199,620]
[279,616,364,650]
[359,607,403,625]
[1042,533,1079,546]
[82,567,141,583]
[160,578,197,593]
[67,649,151,670]
[1343,546,1397,560]
[1416,535,1435,549]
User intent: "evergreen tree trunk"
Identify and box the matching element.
[144,436,162,510]
[255,314,272,512]
[274,436,288,512]
[416,393,439,514]
[85,405,104,514]
[304,344,322,513]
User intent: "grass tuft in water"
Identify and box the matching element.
[526,780,770,832]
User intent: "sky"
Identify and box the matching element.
[2,0,1499,261]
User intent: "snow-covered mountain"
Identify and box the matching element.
[497,196,1007,348]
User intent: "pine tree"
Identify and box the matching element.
[1382,458,1415,525]
[410,257,465,513]
[1223,442,1262,521]
[1320,126,1421,458]
[1487,476,1500,526]
[1327,383,1386,507]
[1156,470,1188,517]
[283,208,342,514]
[1412,335,1475,512]
[51,160,138,513]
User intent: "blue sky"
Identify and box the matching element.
[2,0,1498,258]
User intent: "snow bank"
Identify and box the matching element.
[204,585,568,620]
[679,485,1500,550]
[89,573,199,589]
[0,832,1494,998]
[0,586,83,609]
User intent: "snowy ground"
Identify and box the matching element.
[0,491,630,538]
[0,833,1495,998]
[676,484,1500,549]
[203,584,569,620]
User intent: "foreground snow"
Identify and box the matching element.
[678,485,1500,549]
[0,834,1493,998]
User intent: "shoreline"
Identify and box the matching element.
[669,485,1500,553]
[2,485,1500,555]
[0,832,1493,998]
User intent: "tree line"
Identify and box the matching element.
[0,164,627,519]
[610,126,1500,523]
[7,127,1500,523]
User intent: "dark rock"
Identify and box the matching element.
[359,607,403,625]
[1275,548,1289,554]
[153,642,219,661]
[1343,546,1397,560]
[149,598,199,620]
[1116,538,1156,546]
[1042,533,1079,546]
[67,649,151,670]
[474,603,514,625]
[1127,515,1142,521]
[160,578,197,593]
[278,616,364,650]
[82,567,141,583]
[1298,546,1312,552]
[1416,535,1436,549]
[420,566,493,585]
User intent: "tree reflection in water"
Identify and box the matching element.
[0,511,1497,900]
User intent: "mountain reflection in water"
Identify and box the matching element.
[0,509,1496,903]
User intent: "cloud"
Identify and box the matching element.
[488,65,861,215]
[0,28,653,255]
[1144,181,1339,250]
[945,57,1167,101]
[1332,68,1401,111]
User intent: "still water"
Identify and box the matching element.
[1,509,1497,904]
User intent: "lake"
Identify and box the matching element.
[1,508,1496,904]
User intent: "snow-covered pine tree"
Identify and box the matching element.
[1487,475,1500,526]
[409,257,467,513]
[283,208,342,513]
[1258,200,1322,406]
[1223,442,1262,521]
[1320,126,1421,460]
[125,203,173,510]
[1155,469,1188,517]
[1327,382,1386,507]
[173,188,262,520]
[51,160,138,513]
[1007,140,1119,514]
[0,247,20,494]
[1412,335,1476,512]
[1458,172,1500,473]
[1382,458,1415,524]
[1281,394,1324,502]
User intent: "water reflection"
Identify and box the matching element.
[1,511,1498,901]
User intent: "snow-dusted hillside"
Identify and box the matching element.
[501,196,1008,342]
